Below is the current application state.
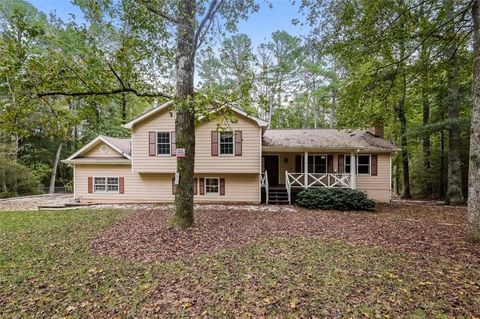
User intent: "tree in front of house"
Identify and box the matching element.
[37,0,260,228]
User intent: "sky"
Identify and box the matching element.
[28,0,309,48]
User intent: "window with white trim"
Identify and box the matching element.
[94,177,119,193]
[157,132,171,155]
[345,155,351,173]
[219,131,234,155]
[344,155,370,174]
[205,178,220,195]
[357,155,370,175]
[300,155,327,173]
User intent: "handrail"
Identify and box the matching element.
[285,171,291,204]
[285,172,352,189]
[261,171,269,204]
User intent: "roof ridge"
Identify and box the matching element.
[266,128,360,131]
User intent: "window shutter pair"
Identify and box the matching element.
[211,131,242,156]
[197,177,225,195]
[88,177,124,194]
[149,131,176,156]
[172,178,198,195]
[336,154,378,175]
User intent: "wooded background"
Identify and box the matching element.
[0,0,475,206]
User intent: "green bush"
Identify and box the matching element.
[296,188,376,211]
[0,158,42,197]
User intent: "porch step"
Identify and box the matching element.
[268,188,289,205]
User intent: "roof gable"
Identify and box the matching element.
[122,101,269,129]
[65,135,131,161]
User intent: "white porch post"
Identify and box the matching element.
[304,151,308,188]
[350,152,357,189]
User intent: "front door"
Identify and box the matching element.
[263,155,279,185]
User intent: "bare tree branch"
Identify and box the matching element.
[37,88,173,99]
[106,61,126,89]
[194,0,224,50]
[138,0,179,24]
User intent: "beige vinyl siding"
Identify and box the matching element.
[132,108,176,172]
[195,174,260,202]
[263,151,392,202]
[81,142,124,158]
[194,116,261,173]
[74,164,260,203]
[356,153,391,202]
[132,107,262,173]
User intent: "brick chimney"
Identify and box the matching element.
[367,123,384,138]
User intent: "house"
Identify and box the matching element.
[63,101,397,204]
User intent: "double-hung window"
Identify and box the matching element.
[357,155,371,175]
[94,177,119,193]
[219,131,234,155]
[157,132,171,155]
[345,156,351,173]
[344,155,370,175]
[300,155,327,173]
[205,178,220,195]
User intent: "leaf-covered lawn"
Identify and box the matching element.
[1,207,479,318]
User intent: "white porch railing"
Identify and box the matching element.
[285,172,353,204]
[260,171,269,204]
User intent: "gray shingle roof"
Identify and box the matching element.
[262,129,398,152]
[101,136,131,156]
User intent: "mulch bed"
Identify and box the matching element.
[90,203,480,263]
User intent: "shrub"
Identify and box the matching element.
[296,188,376,211]
[0,158,42,197]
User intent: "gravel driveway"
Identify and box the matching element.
[0,194,75,211]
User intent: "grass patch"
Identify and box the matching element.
[0,209,479,318]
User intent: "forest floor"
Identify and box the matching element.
[1,204,479,318]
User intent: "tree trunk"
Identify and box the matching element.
[49,143,63,194]
[172,0,196,228]
[422,92,432,196]
[331,90,337,127]
[468,0,480,242]
[445,45,465,205]
[420,43,432,197]
[1,168,7,193]
[396,59,411,198]
[440,128,446,198]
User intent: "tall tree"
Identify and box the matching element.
[469,0,480,241]
[257,31,301,125]
[37,0,258,228]
[445,0,465,205]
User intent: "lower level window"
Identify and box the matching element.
[94,177,119,193]
[205,178,219,195]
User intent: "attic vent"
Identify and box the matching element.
[100,145,109,154]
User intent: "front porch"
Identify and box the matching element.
[261,152,358,204]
